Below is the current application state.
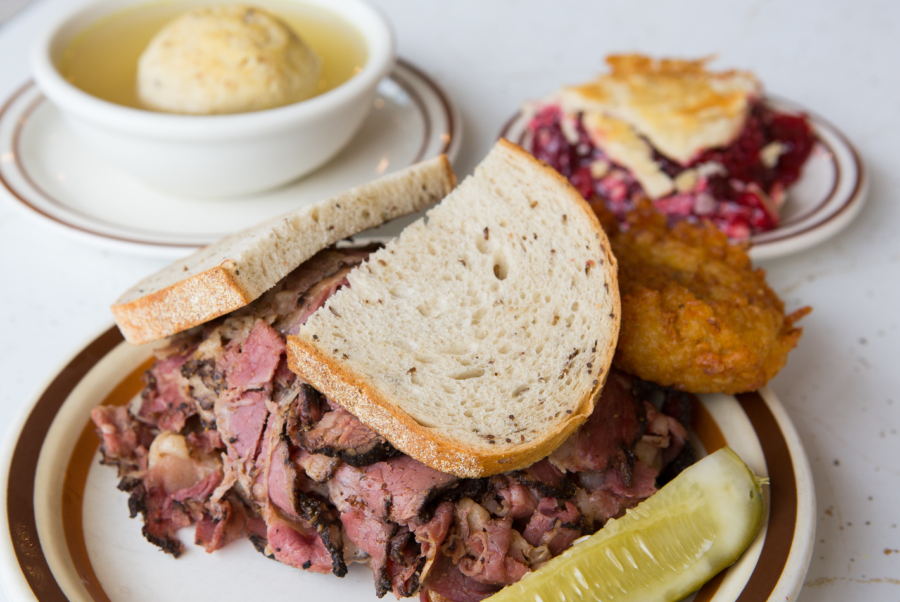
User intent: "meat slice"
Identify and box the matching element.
[549,369,645,483]
[275,245,380,336]
[381,456,459,524]
[194,494,249,553]
[185,429,224,455]
[386,528,427,598]
[448,499,529,586]
[266,513,336,574]
[180,356,226,426]
[341,509,397,596]
[91,405,154,475]
[294,448,341,483]
[328,456,458,526]
[250,397,348,577]
[123,432,225,556]
[137,346,198,432]
[412,501,455,585]
[521,497,582,556]
[513,459,575,499]
[327,458,459,598]
[293,489,348,577]
[634,401,689,472]
[419,552,501,602]
[221,320,286,390]
[215,388,270,503]
[297,403,399,467]
[573,460,660,530]
[288,383,329,431]
[484,478,539,520]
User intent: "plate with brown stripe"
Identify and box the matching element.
[0,326,815,602]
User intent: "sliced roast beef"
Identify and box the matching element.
[297,403,399,466]
[294,447,342,483]
[419,552,501,602]
[185,429,224,455]
[548,370,645,485]
[386,528,428,598]
[248,389,350,577]
[288,383,329,430]
[93,244,696,602]
[91,405,154,476]
[572,460,659,530]
[521,497,582,556]
[448,499,529,586]
[342,508,398,596]
[292,489,348,576]
[266,513,336,574]
[328,456,459,526]
[137,345,199,432]
[276,245,381,336]
[194,494,249,553]
[412,501,455,585]
[634,401,690,474]
[513,459,575,499]
[123,432,227,556]
[221,320,286,390]
[484,478,539,520]
[216,389,271,459]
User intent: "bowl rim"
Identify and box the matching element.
[29,0,396,140]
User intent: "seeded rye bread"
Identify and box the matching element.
[287,140,620,478]
[112,156,456,345]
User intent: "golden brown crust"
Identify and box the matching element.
[112,262,252,346]
[575,54,755,121]
[561,54,760,164]
[111,156,457,346]
[600,199,808,394]
[286,336,615,478]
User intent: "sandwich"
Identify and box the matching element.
[92,141,695,600]
[521,54,817,240]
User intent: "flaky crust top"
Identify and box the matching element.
[561,54,761,164]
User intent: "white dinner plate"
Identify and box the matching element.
[0,326,815,602]
[498,97,868,261]
[0,59,461,258]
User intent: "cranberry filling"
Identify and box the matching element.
[525,101,816,240]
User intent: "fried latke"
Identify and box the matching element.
[591,199,810,394]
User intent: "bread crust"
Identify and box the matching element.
[112,155,456,345]
[112,260,252,346]
[287,140,620,477]
[287,335,614,478]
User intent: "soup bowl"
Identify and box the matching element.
[31,0,395,197]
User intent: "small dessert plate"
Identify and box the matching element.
[499,97,868,262]
[0,59,461,257]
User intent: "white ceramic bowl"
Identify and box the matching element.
[30,0,395,197]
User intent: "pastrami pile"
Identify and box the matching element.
[527,102,816,240]
[92,245,694,601]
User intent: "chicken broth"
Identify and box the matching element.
[58,0,368,110]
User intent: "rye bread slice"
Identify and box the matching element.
[287,140,620,477]
[112,156,456,345]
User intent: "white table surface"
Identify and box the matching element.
[1,0,898,600]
